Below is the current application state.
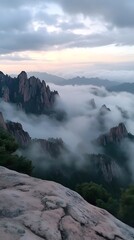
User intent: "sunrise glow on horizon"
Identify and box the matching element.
[0,1,134,81]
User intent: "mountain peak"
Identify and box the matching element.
[100,104,111,112]
[0,71,58,115]
[0,71,4,75]
[18,71,27,80]
[97,122,128,146]
[6,121,31,147]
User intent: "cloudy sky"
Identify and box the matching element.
[0,0,134,81]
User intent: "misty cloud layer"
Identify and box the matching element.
[0,84,134,183]
[0,84,134,148]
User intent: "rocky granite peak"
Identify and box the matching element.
[0,71,58,115]
[100,104,111,114]
[5,119,64,154]
[18,71,28,80]
[0,166,134,240]
[97,122,128,146]
[6,121,31,147]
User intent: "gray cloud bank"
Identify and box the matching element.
[49,0,134,28]
[0,0,134,55]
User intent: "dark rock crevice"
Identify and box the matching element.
[95,231,124,240]
[58,210,68,240]
[24,224,47,240]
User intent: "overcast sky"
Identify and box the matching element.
[0,0,134,81]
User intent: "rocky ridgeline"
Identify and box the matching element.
[32,138,65,158]
[0,112,64,157]
[0,71,58,114]
[97,123,128,146]
[0,166,134,240]
[6,121,64,156]
[6,121,31,147]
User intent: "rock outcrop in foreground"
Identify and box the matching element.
[0,167,134,240]
[0,71,58,115]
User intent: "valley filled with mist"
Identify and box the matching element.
[1,1,134,238]
[0,71,134,227]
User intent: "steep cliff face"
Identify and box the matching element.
[88,154,121,182]
[31,138,65,158]
[6,121,64,157]
[97,123,128,146]
[0,167,134,240]
[0,71,58,114]
[0,111,7,130]
[6,121,31,147]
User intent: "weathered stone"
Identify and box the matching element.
[0,71,58,115]
[0,167,134,240]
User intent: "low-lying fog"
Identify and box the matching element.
[1,84,134,180]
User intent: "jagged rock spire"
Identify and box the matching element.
[0,71,58,115]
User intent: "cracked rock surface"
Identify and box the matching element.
[0,167,134,240]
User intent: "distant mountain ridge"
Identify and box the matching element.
[28,72,134,94]
[61,76,119,87]
[0,71,58,115]
[109,82,134,93]
[27,72,119,88]
[12,71,134,93]
[28,71,65,84]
